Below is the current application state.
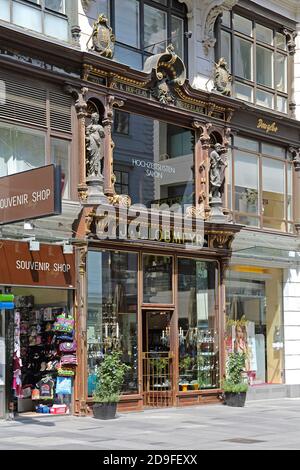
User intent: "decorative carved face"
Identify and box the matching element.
[91,112,99,123]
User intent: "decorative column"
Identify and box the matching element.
[65,86,89,203]
[283,29,297,118]
[74,243,88,416]
[219,257,231,384]
[289,147,300,234]
[222,126,232,216]
[209,142,228,222]
[193,121,212,219]
[103,95,124,197]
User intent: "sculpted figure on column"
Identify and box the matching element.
[210,143,227,199]
[86,113,105,178]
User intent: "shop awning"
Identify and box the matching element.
[231,246,300,267]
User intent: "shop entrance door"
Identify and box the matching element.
[142,310,174,408]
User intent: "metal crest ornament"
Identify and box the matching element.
[144,44,186,106]
[87,14,115,59]
[213,58,232,96]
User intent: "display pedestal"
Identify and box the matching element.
[86,176,108,205]
[209,196,228,223]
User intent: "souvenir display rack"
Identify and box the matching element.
[14,296,76,415]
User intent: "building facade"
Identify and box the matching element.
[0,0,300,417]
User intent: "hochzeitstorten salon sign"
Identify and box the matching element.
[0,165,61,225]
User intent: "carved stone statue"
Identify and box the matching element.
[88,14,115,58]
[289,147,300,170]
[86,113,105,178]
[213,58,232,96]
[210,143,227,199]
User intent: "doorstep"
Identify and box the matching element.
[247,384,300,401]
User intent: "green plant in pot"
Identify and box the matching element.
[223,352,248,408]
[93,351,130,420]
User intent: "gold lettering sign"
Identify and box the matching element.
[257,119,278,134]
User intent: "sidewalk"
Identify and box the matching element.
[0,399,300,450]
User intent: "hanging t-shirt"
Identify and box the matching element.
[36,377,55,399]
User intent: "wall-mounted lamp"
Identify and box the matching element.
[24,220,35,231]
[272,326,284,351]
[63,242,74,255]
[29,239,40,252]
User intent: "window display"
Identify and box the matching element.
[87,250,138,396]
[143,255,173,304]
[12,293,74,415]
[178,259,219,391]
[226,266,284,385]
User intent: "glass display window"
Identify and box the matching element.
[178,259,219,391]
[113,113,195,209]
[226,267,284,385]
[87,250,138,396]
[143,255,173,304]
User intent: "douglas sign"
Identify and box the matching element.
[0,165,61,225]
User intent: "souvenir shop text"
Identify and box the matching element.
[16,261,71,273]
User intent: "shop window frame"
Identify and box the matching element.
[142,252,175,307]
[177,256,221,392]
[217,8,289,114]
[228,136,294,233]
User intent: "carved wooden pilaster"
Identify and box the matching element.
[65,86,88,203]
[220,256,231,381]
[193,121,212,219]
[289,147,300,234]
[103,95,124,197]
[283,30,297,118]
[222,127,231,215]
[74,243,88,416]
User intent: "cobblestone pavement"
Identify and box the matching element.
[0,399,300,450]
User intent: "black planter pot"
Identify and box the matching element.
[224,392,247,408]
[93,403,117,420]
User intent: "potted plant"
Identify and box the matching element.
[179,357,192,391]
[93,351,130,420]
[223,352,248,407]
[190,380,199,391]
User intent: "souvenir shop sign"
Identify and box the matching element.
[0,241,75,288]
[0,165,61,225]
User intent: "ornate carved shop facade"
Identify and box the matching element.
[2,11,300,416]
[72,39,246,413]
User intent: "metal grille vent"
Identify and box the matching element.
[50,91,72,133]
[0,71,47,127]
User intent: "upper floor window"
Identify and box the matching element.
[227,136,293,233]
[91,0,188,70]
[0,69,73,200]
[0,0,69,42]
[219,11,288,113]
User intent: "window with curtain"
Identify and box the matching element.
[228,136,293,232]
[219,10,289,113]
